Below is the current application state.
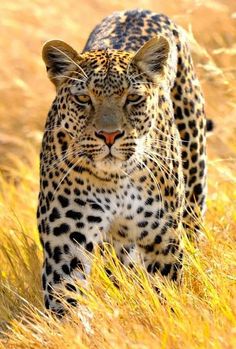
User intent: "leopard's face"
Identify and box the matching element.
[43,37,170,174]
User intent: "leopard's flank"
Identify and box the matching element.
[38,9,207,315]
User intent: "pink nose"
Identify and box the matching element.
[95,130,124,146]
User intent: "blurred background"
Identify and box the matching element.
[0,0,236,198]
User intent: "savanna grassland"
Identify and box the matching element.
[0,0,236,348]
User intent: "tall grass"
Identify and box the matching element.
[0,0,236,348]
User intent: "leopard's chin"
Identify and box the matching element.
[94,156,124,173]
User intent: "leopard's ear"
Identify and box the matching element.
[132,36,169,80]
[42,40,79,88]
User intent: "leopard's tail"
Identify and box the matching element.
[206,118,214,133]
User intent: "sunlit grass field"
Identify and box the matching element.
[0,0,236,348]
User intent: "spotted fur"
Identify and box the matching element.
[38,9,207,315]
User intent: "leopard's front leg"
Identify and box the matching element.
[134,193,184,283]
[38,187,110,316]
[137,229,183,283]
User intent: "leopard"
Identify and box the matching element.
[37,9,209,315]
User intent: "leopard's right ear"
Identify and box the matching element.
[42,40,79,88]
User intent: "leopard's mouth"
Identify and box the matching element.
[103,153,117,161]
[101,147,124,162]
[103,154,123,166]
[93,152,124,173]
[104,153,113,159]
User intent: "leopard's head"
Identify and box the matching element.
[42,36,170,175]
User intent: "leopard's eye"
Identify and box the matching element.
[73,94,91,105]
[126,94,143,104]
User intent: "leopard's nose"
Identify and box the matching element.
[95,130,124,147]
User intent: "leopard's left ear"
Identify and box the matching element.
[132,36,169,80]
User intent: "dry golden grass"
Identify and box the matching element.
[0,0,236,348]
